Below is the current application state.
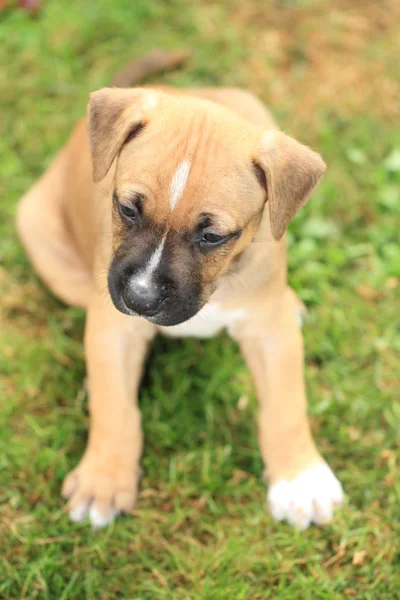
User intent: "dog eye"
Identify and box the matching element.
[119,203,138,221]
[202,233,224,244]
[200,232,226,248]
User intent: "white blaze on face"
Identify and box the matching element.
[169,160,191,211]
[129,159,191,294]
[131,235,166,291]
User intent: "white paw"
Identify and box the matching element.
[69,502,118,529]
[267,463,344,530]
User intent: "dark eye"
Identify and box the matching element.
[200,232,226,247]
[201,233,225,246]
[119,203,138,221]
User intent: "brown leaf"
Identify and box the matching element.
[347,426,361,441]
[237,395,249,410]
[384,473,393,487]
[230,469,249,485]
[356,283,384,301]
[386,277,399,289]
[352,550,367,566]
[324,540,347,567]
[379,449,395,464]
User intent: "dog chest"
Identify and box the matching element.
[157,303,245,339]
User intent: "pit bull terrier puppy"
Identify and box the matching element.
[17,50,344,529]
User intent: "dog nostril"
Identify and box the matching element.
[123,284,166,316]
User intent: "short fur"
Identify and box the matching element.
[17,50,343,529]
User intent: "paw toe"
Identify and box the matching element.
[268,463,344,529]
[114,489,136,513]
[61,471,78,499]
[69,501,89,523]
[89,504,118,529]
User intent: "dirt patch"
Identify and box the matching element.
[216,0,400,128]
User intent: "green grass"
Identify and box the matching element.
[1,0,400,598]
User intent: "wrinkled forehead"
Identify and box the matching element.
[115,106,263,231]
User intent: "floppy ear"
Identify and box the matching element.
[254,131,326,241]
[87,87,159,182]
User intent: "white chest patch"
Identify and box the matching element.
[158,303,245,339]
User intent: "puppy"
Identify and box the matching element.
[17,50,343,530]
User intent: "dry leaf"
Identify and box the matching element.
[352,550,367,566]
[386,277,399,289]
[384,473,393,487]
[237,395,248,410]
[324,540,347,567]
[379,449,395,464]
[347,427,361,441]
[356,283,384,301]
[231,469,249,485]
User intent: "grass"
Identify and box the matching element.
[1,0,400,598]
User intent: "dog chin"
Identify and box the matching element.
[149,296,209,327]
[109,294,203,327]
[145,313,190,327]
[151,295,211,326]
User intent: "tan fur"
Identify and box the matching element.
[256,131,326,240]
[17,51,336,527]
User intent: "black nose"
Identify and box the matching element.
[123,281,165,316]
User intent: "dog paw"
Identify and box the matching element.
[62,453,140,529]
[267,463,344,530]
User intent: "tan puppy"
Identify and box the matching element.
[17,50,343,530]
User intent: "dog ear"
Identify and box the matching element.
[254,131,326,241]
[87,87,158,182]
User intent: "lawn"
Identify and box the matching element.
[0,0,399,598]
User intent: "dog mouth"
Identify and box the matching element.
[110,284,205,327]
[120,299,203,327]
[107,254,207,326]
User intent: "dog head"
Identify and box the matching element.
[88,88,325,326]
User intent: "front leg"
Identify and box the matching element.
[233,288,343,529]
[62,294,156,528]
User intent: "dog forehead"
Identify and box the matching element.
[166,157,259,230]
[119,153,258,230]
[116,100,262,227]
